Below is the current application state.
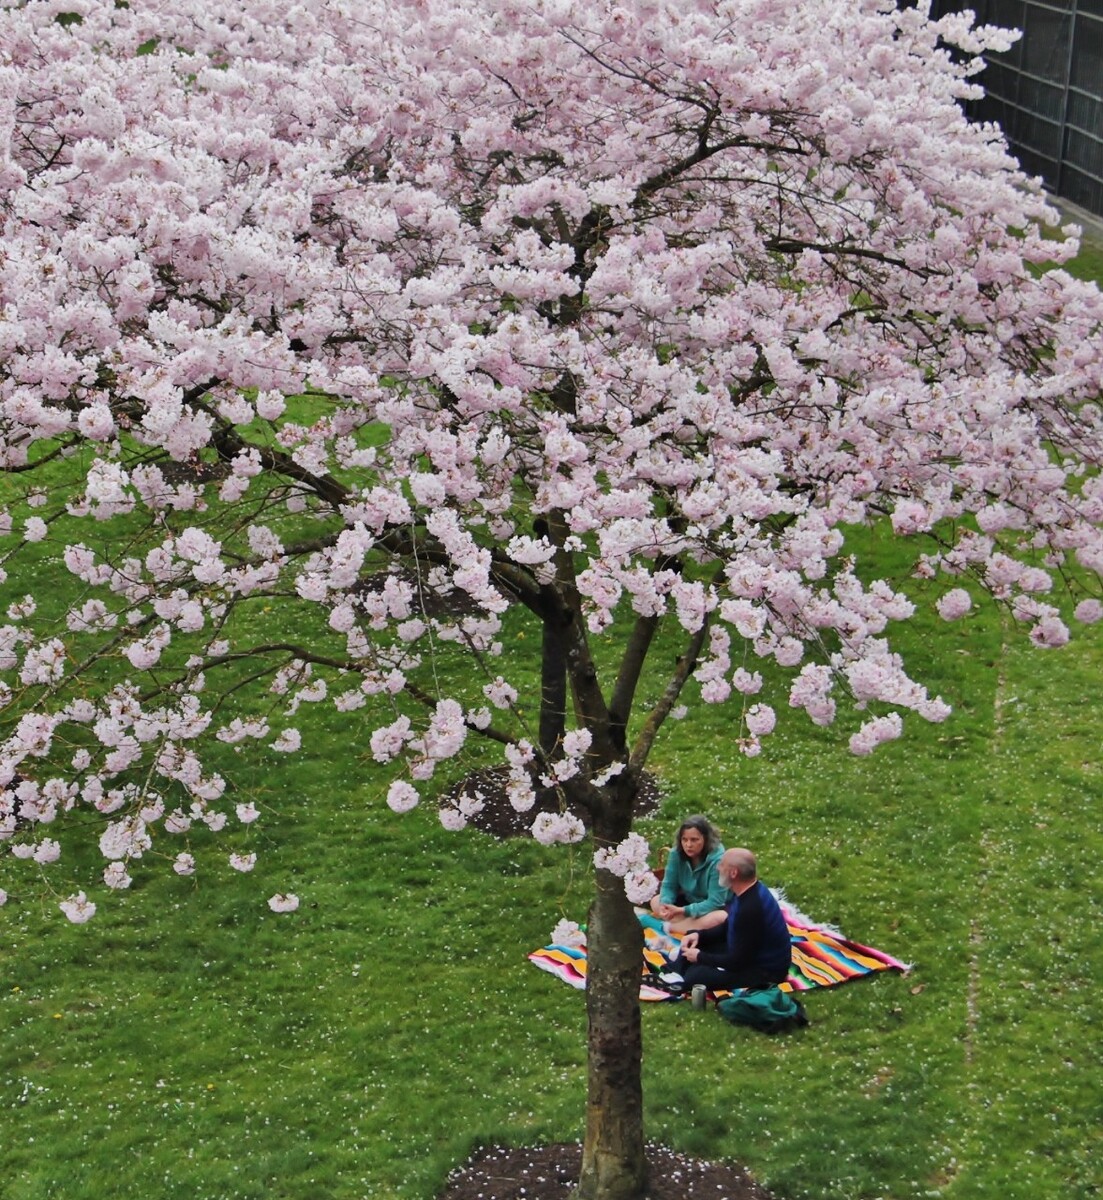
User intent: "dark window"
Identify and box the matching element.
[988,0,1027,64]
[1067,90,1103,134]
[1022,6,1073,83]
[979,60,1019,103]
[1070,14,1103,89]
[913,0,1103,216]
[1015,145,1061,187]
[1065,128,1103,177]
[1019,74,1067,119]
[1062,166,1103,210]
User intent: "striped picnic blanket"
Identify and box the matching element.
[529,898,908,1001]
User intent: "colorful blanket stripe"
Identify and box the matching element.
[528,900,908,1001]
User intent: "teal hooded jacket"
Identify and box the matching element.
[658,845,728,917]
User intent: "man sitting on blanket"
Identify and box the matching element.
[671,848,791,993]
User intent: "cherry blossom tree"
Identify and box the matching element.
[2,0,1103,1196]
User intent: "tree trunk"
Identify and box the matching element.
[538,585,569,757]
[575,793,647,1200]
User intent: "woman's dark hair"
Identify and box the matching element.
[672,814,720,859]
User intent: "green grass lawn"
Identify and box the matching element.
[1,544,1100,1200]
[1049,204,1103,282]
[1067,222,1103,282]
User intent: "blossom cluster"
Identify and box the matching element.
[0,0,1100,916]
[594,835,660,906]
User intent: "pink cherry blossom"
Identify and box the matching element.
[594,834,651,879]
[370,716,413,763]
[562,729,592,760]
[849,713,905,756]
[506,774,537,813]
[936,589,973,621]
[2,3,1101,1180]
[103,862,132,889]
[270,729,301,753]
[32,839,61,864]
[419,699,467,761]
[483,678,518,709]
[532,811,586,846]
[624,869,660,906]
[550,919,586,948]
[732,669,763,695]
[60,892,97,924]
[267,893,300,913]
[745,704,777,738]
[23,517,47,543]
[99,817,151,861]
[1029,616,1071,648]
[386,780,420,814]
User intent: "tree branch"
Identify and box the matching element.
[627,616,712,775]
[607,612,662,750]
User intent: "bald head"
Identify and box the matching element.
[719,848,757,892]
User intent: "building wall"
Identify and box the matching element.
[931,0,1103,216]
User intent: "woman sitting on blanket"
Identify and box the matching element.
[649,815,729,932]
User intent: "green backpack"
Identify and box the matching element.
[717,986,809,1034]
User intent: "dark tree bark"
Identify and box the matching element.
[575,779,647,1200]
[539,582,570,757]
